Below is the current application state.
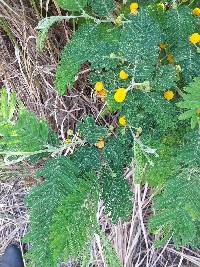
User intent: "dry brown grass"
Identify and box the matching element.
[0,179,28,255]
[0,1,200,266]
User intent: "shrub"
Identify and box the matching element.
[1,0,200,266]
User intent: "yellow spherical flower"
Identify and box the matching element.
[159,42,167,49]
[192,7,200,16]
[130,2,139,13]
[189,33,200,44]
[167,53,174,64]
[114,88,127,103]
[96,139,105,149]
[119,116,127,126]
[164,90,174,101]
[95,81,104,92]
[119,70,129,80]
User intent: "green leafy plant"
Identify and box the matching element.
[25,117,134,266]
[0,88,59,164]
[177,77,200,128]
[1,1,200,266]
[149,168,200,248]
[25,157,99,266]
[33,0,200,258]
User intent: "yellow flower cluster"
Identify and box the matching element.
[94,82,107,97]
[114,88,127,103]
[164,90,174,101]
[94,70,129,104]
[189,33,200,44]
[95,81,104,92]
[118,116,127,126]
[159,43,167,49]
[96,138,105,149]
[130,2,139,14]
[119,70,129,80]
[192,7,200,16]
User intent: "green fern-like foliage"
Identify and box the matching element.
[122,91,178,138]
[0,107,49,151]
[163,7,197,45]
[119,10,161,81]
[26,117,133,266]
[177,129,200,167]
[56,24,120,94]
[76,117,134,222]
[149,168,200,248]
[55,9,163,94]
[55,0,88,11]
[0,88,59,162]
[174,44,200,83]
[89,0,116,16]
[78,116,107,144]
[0,106,58,156]
[49,172,99,263]
[151,65,177,92]
[25,157,84,267]
[145,126,200,246]
[102,131,132,169]
[25,155,130,266]
[20,2,200,264]
[71,146,101,172]
[177,77,200,129]
[162,7,200,83]
[101,168,133,223]
[143,144,178,186]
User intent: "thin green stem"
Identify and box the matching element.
[1,140,85,165]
